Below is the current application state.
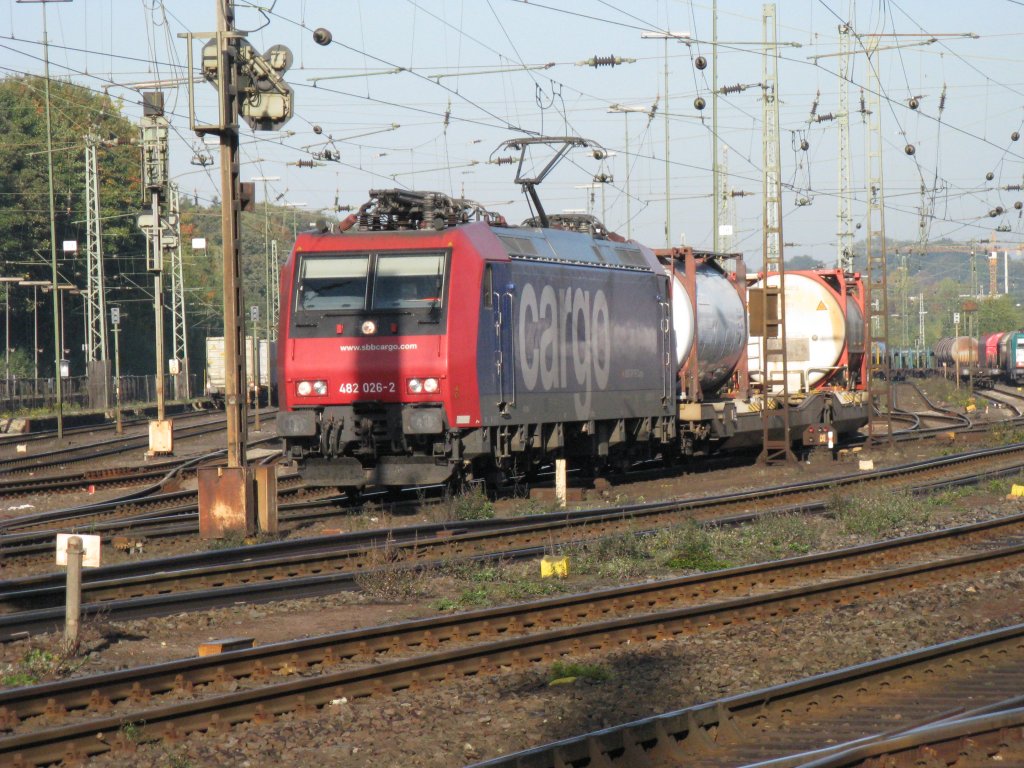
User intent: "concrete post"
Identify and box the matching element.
[555,458,567,509]
[65,535,83,646]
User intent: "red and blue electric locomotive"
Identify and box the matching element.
[276,190,678,488]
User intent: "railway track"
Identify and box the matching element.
[974,383,1024,418]
[0,516,1019,766]
[0,410,277,479]
[0,441,283,542]
[0,405,218,448]
[470,625,1024,768]
[2,441,1024,639]
[891,381,975,433]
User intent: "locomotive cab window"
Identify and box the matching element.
[297,256,369,310]
[372,252,446,310]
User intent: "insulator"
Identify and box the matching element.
[996,206,1005,215]
[986,171,995,181]
[313,125,323,135]
[815,112,835,123]
[809,91,819,118]
[989,209,999,217]
[490,156,516,165]
[589,55,618,68]
[908,97,919,110]
[939,88,947,111]
[1013,131,1021,142]
[1015,201,1023,210]
[720,83,746,95]
[313,28,333,46]
[694,55,707,70]
[855,222,862,229]
[904,144,916,156]
[800,139,809,151]
[296,159,316,168]
[1006,185,1023,191]
[694,96,706,111]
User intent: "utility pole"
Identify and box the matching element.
[607,102,656,241]
[711,0,720,252]
[111,305,122,434]
[717,146,733,253]
[270,239,280,341]
[217,4,246,470]
[19,0,71,439]
[83,132,110,411]
[863,38,895,446]
[168,183,191,399]
[252,175,279,358]
[836,23,854,273]
[756,3,795,465]
[181,0,294,536]
[139,91,174,453]
[641,30,692,247]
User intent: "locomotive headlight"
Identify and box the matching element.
[423,377,440,393]
[296,380,327,397]
[360,319,377,335]
[407,378,423,394]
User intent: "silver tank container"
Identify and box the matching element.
[668,262,746,395]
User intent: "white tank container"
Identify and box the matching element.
[668,263,746,395]
[747,272,849,391]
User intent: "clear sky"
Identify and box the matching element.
[2,0,1022,265]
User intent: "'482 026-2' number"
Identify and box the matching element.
[338,381,396,394]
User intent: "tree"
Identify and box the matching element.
[0,75,144,376]
[977,295,1024,335]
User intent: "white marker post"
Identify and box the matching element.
[555,458,567,509]
[56,533,101,646]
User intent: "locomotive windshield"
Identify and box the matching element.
[298,256,369,310]
[295,250,447,314]
[372,253,445,310]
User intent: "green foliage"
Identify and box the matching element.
[0,647,78,687]
[120,720,145,744]
[830,490,929,536]
[662,523,731,571]
[988,423,1024,446]
[166,752,194,768]
[0,75,144,376]
[433,560,561,610]
[977,294,1024,336]
[549,660,611,683]
[448,484,495,520]
[354,564,427,602]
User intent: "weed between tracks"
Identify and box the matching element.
[548,660,612,684]
[828,489,931,536]
[359,476,1009,613]
[0,639,88,687]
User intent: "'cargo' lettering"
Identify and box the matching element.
[518,282,612,418]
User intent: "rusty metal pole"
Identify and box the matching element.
[218,0,248,469]
[64,535,82,646]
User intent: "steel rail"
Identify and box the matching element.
[0,514,1021,725]
[0,409,278,476]
[3,442,1024,633]
[468,625,1024,768]
[1,541,1022,766]
[0,405,220,448]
